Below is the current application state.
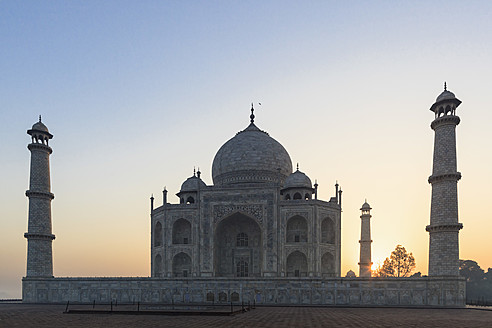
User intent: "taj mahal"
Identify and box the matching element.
[151,107,342,281]
[22,85,465,306]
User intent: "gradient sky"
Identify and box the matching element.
[2,1,492,298]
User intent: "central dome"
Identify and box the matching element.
[212,122,293,186]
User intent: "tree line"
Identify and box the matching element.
[459,260,492,304]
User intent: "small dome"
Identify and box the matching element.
[283,169,312,189]
[361,201,371,210]
[32,121,50,133]
[436,90,456,102]
[180,176,206,192]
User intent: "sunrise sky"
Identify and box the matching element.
[2,1,492,298]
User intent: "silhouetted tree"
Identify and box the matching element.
[459,260,484,282]
[459,259,492,304]
[375,245,416,277]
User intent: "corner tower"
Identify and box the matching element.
[427,84,463,276]
[25,116,55,277]
[358,201,372,277]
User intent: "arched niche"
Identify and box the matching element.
[321,217,335,244]
[172,252,192,277]
[214,212,262,277]
[231,292,240,302]
[154,254,162,277]
[321,252,335,277]
[172,218,191,244]
[286,251,308,277]
[286,215,308,243]
[154,221,162,247]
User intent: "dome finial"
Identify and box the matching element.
[444,81,447,91]
[193,167,196,177]
[296,163,299,171]
[250,103,255,123]
[39,115,42,122]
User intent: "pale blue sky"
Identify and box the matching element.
[2,1,492,298]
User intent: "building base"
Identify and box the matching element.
[22,276,465,307]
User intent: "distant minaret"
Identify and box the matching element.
[24,117,55,277]
[427,84,463,276]
[358,201,372,277]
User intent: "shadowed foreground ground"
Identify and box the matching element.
[1,304,491,327]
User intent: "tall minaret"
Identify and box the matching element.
[24,116,55,277]
[426,84,463,276]
[358,201,372,277]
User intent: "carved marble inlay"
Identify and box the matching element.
[213,204,263,224]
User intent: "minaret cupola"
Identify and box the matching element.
[430,82,462,119]
[27,115,53,146]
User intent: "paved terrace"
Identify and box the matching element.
[1,304,492,327]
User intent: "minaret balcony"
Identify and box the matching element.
[25,190,55,200]
[431,115,460,129]
[428,172,461,184]
[24,232,56,240]
[426,223,463,233]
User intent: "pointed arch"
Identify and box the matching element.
[321,217,335,244]
[286,215,308,243]
[173,218,191,244]
[321,252,335,277]
[154,221,162,247]
[215,212,262,277]
[286,251,308,277]
[172,252,192,277]
[154,254,162,277]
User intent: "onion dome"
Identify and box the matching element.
[180,175,206,192]
[360,201,371,211]
[283,168,312,189]
[436,90,456,102]
[212,106,292,186]
[32,121,50,133]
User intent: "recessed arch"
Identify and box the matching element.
[186,196,195,204]
[172,218,191,244]
[218,292,227,302]
[286,215,308,243]
[321,252,335,277]
[286,251,308,277]
[154,221,162,247]
[293,192,302,200]
[172,252,192,277]
[321,217,335,244]
[215,212,262,277]
[231,292,240,302]
[154,254,162,277]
